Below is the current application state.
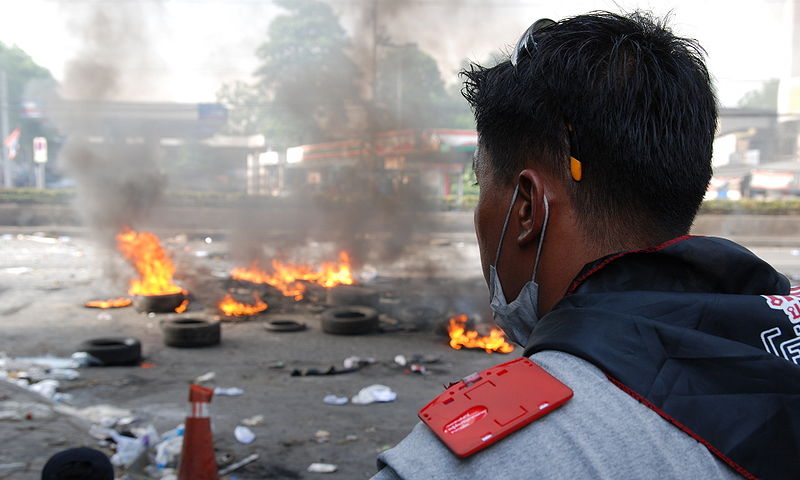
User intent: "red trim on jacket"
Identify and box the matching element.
[605,374,757,480]
[566,235,696,296]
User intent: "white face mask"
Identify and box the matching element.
[488,185,549,346]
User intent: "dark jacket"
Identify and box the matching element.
[524,235,800,480]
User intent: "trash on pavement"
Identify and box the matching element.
[323,394,348,406]
[0,400,56,421]
[241,414,264,426]
[406,364,428,375]
[307,462,338,473]
[214,387,244,396]
[195,371,216,383]
[394,354,407,366]
[234,425,255,444]
[219,453,260,476]
[291,366,360,376]
[314,430,331,443]
[76,404,135,427]
[351,384,397,405]
[342,356,376,369]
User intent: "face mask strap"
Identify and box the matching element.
[531,195,549,281]
[493,184,520,268]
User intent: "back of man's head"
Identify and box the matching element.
[463,11,717,249]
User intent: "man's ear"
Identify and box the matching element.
[516,169,546,247]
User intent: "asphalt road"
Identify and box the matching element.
[1,229,799,479]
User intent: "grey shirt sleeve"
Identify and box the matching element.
[371,351,741,480]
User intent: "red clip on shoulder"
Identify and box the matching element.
[418,357,573,458]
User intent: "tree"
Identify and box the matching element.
[250,0,362,145]
[738,78,778,111]
[0,42,53,130]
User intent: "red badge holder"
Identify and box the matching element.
[418,357,573,458]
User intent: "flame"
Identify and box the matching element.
[85,298,133,309]
[116,228,184,296]
[231,251,354,301]
[218,292,268,317]
[447,315,514,354]
[175,299,189,313]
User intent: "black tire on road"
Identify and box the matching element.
[78,337,142,366]
[134,292,186,313]
[326,286,379,308]
[321,306,379,335]
[264,318,307,332]
[161,318,221,348]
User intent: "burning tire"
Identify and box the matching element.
[78,337,141,366]
[161,318,221,348]
[321,306,379,335]
[134,292,186,313]
[326,286,379,308]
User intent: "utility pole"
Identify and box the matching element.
[0,70,10,188]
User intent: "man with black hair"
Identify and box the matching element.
[373,11,800,480]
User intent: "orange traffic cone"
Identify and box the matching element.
[178,384,219,480]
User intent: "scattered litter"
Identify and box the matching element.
[291,366,360,376]
[314,430,331,443]
[342,356,376,369]
[0,355,81,370]
[268,361,285,370]
[307,462,338,473]
[323,394,348,406]
[77,405,135,427]
[214,387,244,396]
[195,372,216,383]
[241,414,264,426]
[154,425,184,469]
[234,425,255,444]
[344,434,359,442]
[406,364,428,375]
[27,379,60,399]
[351,385,397,405]
[70,351,103,367]
[219,453,259,476]
[0,401,56,421]
[96,312,113,321]
[394,355,407,366]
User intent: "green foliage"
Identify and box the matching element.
[0,42,53,129]
[737,78,778,111]
[252,0,362,145]
[375,44,463,129]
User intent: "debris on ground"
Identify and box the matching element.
[290,366,360,376]
[234,425,255,444]
[351,384,397,405]
[214,387,245,396]
[218,453,259,475]
[195,371,216,383]
[307,462,338,473]
[322,394,348,406]
[314,430,331,443]
[342,356,376,369]
[241,414,264,426]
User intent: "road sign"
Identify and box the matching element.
[33,137,47,163]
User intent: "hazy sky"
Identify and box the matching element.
[0,0,790,106]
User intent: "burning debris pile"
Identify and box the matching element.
[447,314,514,354]
[82,226,515,353]
[218,293,268,318]
[230,251,355,301]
